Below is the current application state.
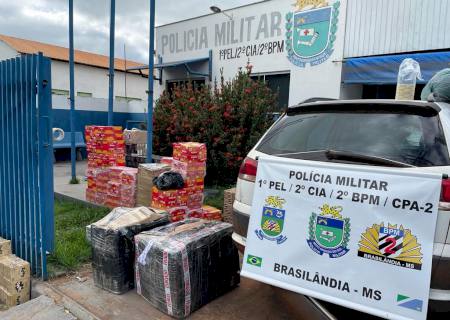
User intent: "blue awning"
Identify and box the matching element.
[343,51,450,85]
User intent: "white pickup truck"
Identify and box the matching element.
[232,99,450,316]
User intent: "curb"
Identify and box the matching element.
[33,280,101,320]
[54,192,106,209]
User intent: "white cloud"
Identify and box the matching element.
[0,0,259,63]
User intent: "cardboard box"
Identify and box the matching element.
[124,129,147,144]
[173,142,207,163]
[0,255,30,285]
[136,163,170,207]
[0,238,11,257]
[0,255,30,306]
[0,284,29,307]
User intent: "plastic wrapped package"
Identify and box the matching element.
[395,58,422,100]
[90,207,169,294]
[421,68,450,102]
[135,219,240,318]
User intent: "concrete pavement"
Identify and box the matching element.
[54,160,88,202]
[0,295,76,320]
[46,267,320,320]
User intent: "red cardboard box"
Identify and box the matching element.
[173,142,207,163]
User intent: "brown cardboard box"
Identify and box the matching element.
[223,188,236,224]
[0,255,30,306]
[0,238,11,257]
[136,163,170,207]
[0,255,30,284]
[0,283,29,306]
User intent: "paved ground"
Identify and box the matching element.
[54,161,87,201]
[46,267,322,320]
[0,296,76,320]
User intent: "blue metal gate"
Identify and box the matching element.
[0,53,54,279]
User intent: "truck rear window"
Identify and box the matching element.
[256,112,450,167]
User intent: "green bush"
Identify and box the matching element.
[153,64,277,184]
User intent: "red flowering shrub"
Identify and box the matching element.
[153,64,277,184]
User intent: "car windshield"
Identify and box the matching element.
[256,111,450,167]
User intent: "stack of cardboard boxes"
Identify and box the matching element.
[152,143,223,221]
[86,126,126,205]
[85,126,125,168]
[105,167,138,208]
[0,238,30,307]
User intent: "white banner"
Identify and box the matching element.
[241,156,441,320]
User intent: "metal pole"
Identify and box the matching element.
[108,0,115,125]
[69,0,76,181]
[146,0,155,162]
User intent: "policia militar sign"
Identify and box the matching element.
[241,156,441,320]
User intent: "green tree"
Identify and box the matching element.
[153,63,277,184]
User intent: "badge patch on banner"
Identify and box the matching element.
[357,223,423,270]
[307,204,350,258]
[255,196,288,244]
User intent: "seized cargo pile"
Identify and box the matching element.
[90,207,168,294]
[151,143,222,222]
[85,126,139,208]
[0,238,30,307]
[135,219,240,318]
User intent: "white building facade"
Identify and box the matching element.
[154,0,450,109]
[0,34,148,132]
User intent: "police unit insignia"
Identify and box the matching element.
[255,196,287,244]
[357,223,423,270]
[307,204,350,258]
[286,0,340,67]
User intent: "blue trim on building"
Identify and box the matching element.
[343,51,450,85]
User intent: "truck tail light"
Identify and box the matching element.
[238,157,258,182]
[441,179,450,202]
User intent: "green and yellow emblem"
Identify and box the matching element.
[255,196,288,244]
[307,204,350,258]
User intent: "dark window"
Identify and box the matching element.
[166,79,206,98]
[257,111,450,167]
[251,73,290,111]
[362,84,426,100]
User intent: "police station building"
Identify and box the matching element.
[154,0,450,110]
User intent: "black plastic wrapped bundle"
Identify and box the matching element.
[90,207,169,294]
[135,219,240,318]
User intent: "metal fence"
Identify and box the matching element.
[0,53,54,279]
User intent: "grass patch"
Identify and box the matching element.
[204,185,234,211]
[48,199,109,274]
[49,184,234,275]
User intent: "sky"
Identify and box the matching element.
[0,0,259,63]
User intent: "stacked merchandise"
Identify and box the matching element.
[0,238,30,307]
[135,219,240,318]
[85,126,125,168]
[187,206,222,221]
[136,164,171,207]
[152,143,207,222]
[87,166,138,208]
[222,188,236,224]
[106,167,138,208]
[85,126,125,204]
[90,207,169,294]
[124,129,147,168]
